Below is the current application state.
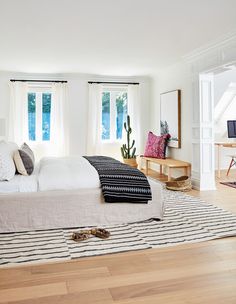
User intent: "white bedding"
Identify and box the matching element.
[38,156,100,191]
[0,156,164,232]
[0,169,38,193]
[0,157,100,193]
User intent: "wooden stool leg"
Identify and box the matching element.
[184,167,188,176]
[160,165,163,175]
[226,158,234,176]
[217,145,221,178]
[188,165,191,177]
[145,160,149,175]
[168,167,172,181]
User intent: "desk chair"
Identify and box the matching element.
[226,155,236,176]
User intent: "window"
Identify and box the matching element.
[102,89,128,141]
[28,86,52,142]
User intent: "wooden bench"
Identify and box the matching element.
[140,156,191,181]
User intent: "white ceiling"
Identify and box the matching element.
[0,0,236,76]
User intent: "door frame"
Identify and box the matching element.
[186,33,236,190]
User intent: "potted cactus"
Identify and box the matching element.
[121,115,138,168]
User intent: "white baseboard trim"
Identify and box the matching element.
[191,176,217,191]
[191,177,200,190]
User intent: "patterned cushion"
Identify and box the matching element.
[0,152,16,181]
[14,143,35,176]
[144,132,170,159]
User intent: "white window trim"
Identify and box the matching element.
[27,84,52,143]
[102,85,128,143]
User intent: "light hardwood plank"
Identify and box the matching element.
[0,266,110,290]
[112,282,236,304]
[67,258,236,293]
[0,282,67,303]
[7,289,113,304]
[109,270,236,301]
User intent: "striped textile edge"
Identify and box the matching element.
[83,156,152,203]
[0,186,236,267]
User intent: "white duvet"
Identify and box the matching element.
[0,167,38,193]
[0,156,101,193]
[0,156,164,232]
[38,156,100,191]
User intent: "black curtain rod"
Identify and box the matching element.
[88,81,139,85]
[10,79,67,83]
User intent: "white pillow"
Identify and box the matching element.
[0,140,18,157]
[0,152,16,181]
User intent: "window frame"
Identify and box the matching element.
[27,84,52,143]
[101,85,128,143]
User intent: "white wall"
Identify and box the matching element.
[149,63,236,175]
[214,69,236,107]
[0,71,151,159]
[150,62,192,164]
[214,69,236,170]
[149,33,236,189]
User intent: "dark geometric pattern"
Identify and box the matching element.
[83,156,152,203]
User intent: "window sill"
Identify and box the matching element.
[101,140,123,144]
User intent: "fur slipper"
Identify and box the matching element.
[71,232,91,242]
[71,228,110,242]
[91,228,110,239]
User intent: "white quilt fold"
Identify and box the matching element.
[38,156,100,191]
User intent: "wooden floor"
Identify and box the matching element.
[149,169,236,214]
[0,170,236,304]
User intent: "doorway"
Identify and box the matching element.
[198,64,236,190]
[213,68,236,182]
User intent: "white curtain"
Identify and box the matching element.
[128,84,141,154]
[87,83,103,155]
[8,81,28,145]
[50,82,69,156]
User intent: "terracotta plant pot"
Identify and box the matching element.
[123,158,138,168]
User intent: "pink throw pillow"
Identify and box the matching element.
[144,132,170,159]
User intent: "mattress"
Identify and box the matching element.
[0,178,164,232]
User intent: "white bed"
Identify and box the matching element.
[0,156,164,232]
[0,168,38,193]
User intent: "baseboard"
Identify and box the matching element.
[191,177,200,190]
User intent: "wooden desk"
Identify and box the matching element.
[215,142,236,178]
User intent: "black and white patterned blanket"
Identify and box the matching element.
[83,156,152,203]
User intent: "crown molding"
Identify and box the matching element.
[183,30,236,63]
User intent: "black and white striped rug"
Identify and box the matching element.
[1,187,236,268]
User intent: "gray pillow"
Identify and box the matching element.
[14,143,35,176]
[21,143,35,162]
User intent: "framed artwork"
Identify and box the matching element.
[160,89,181,148]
